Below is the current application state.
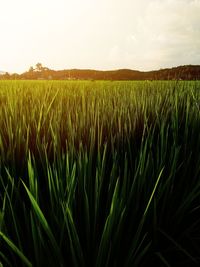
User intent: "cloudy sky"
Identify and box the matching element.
[0,0,199,73]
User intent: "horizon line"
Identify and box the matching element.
[1,63,199,75]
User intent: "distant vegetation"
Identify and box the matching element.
[0,64,200,80]
[0,80,200,266]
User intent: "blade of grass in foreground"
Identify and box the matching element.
[21,180,63,265]
[159,228,198,264]
[156,252,172,267]
[96,179,120,267]
[0,250,13,267]
[0,231,32,267]
[125,167,164,266]
[62,204,85,267]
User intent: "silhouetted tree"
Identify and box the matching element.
[29,66,34,72]
[36,63,43,71]
[4,72,10,79]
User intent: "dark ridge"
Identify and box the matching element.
[1,64,200,80]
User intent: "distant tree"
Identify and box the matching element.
[10,73,19,79]
[35,63,43,71]
[4,72,10,79]
[29,66,34,72]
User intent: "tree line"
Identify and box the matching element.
[1,63,200,80]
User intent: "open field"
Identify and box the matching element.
[0,80,200,266]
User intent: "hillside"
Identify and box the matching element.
[1,65,200,80]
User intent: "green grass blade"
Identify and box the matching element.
[0,231,32,267]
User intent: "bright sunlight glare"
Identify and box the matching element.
[0,0,200,73]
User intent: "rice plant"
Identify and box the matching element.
[0,80,200,266]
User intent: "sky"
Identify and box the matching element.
[0,0,200,73]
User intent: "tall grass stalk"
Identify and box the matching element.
[0,80,200,266]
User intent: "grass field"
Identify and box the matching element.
[0,80,200,266]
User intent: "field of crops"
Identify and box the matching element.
[0,80,200,266]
